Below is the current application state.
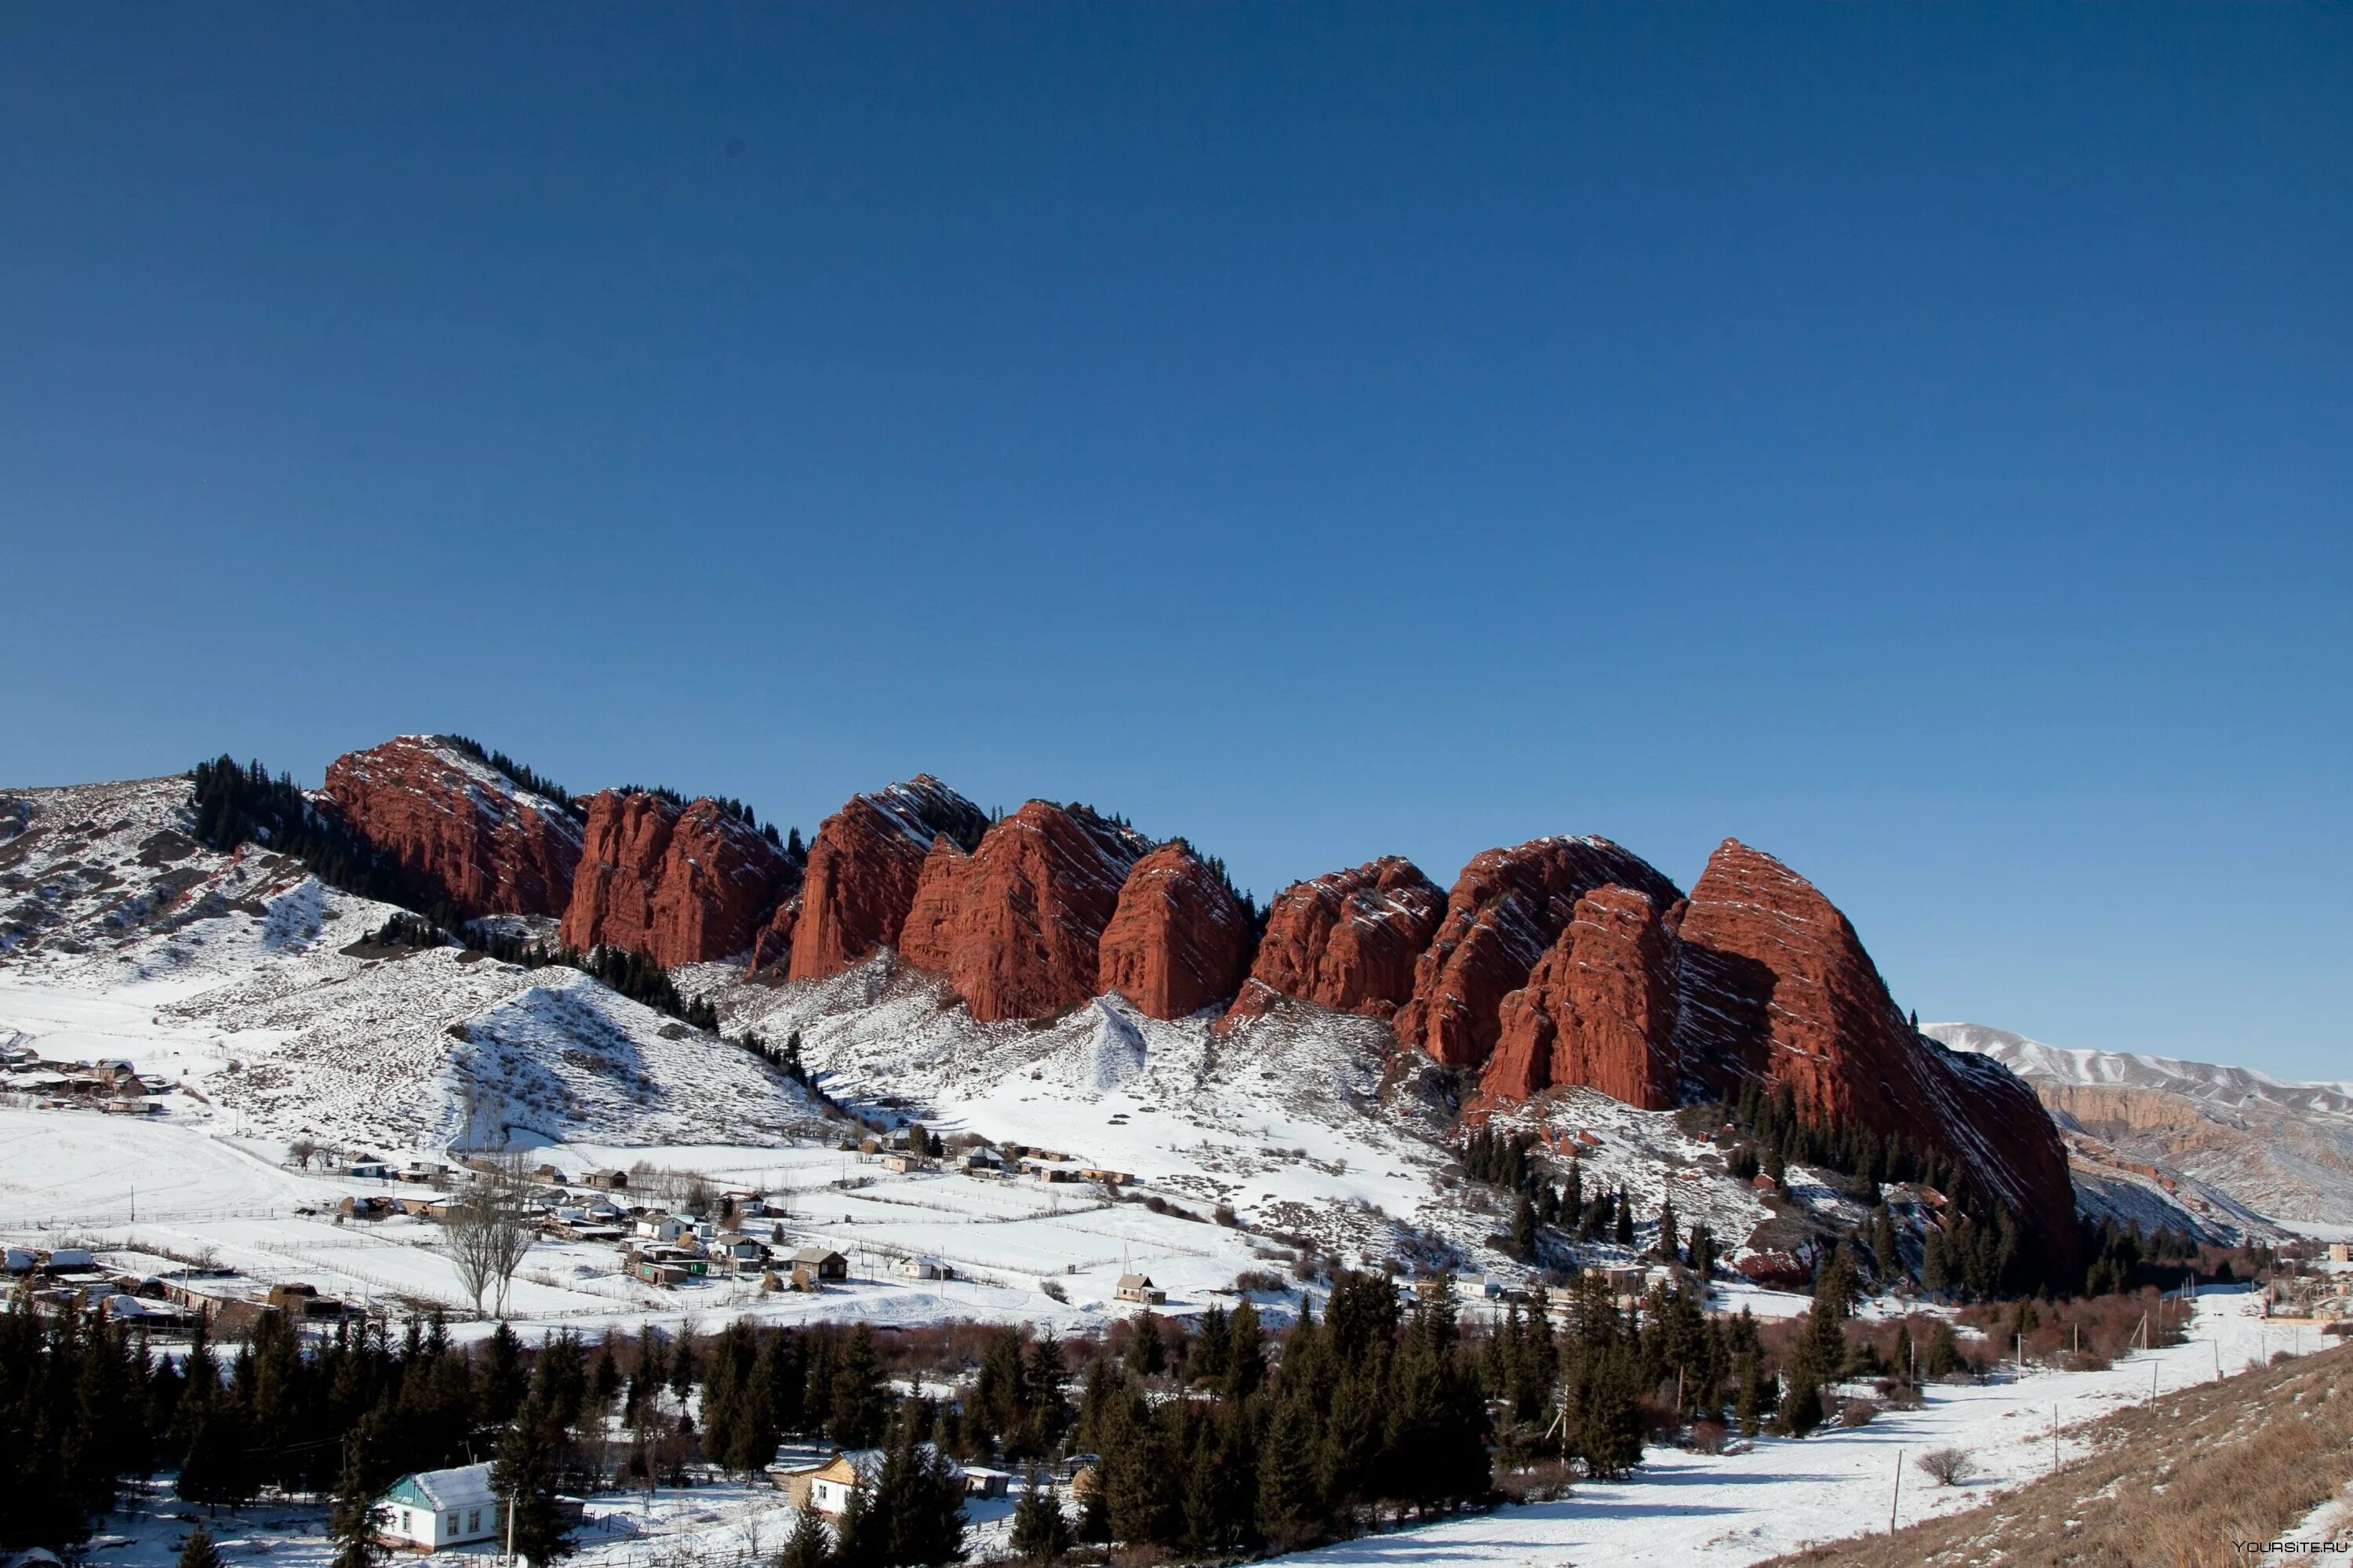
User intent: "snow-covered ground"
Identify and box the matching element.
[1296,1285,2316,1568]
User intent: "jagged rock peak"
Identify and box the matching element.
[1484,884,1682,1108]
[787,775,987,982]
[1221,855,1443,1027]
[1395,835,1683,1070]
[320,734,583,920]
[895,799,1151,1023]
[1100,839,1257,1020]
[561,788,798,966]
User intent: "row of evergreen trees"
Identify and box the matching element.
[190,758,430,917]
[438,737,583,820]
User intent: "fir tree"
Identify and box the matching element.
[177,1523,224,1568]
[329,1431,387,1568]
[1009,1475,1070,1563]
[778,1506,832,1568]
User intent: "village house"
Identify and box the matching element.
[583,1169,629,1191]
[881,1152,926,1175]
[784,1447,962,1515]
[1115,1272,1165,1304]
[376,1463,503,1551]
[790,1247,849,1284]
[894,1255,952,1281]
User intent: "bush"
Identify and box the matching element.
[1838,1399,1878,1428]
[1688,1419,1729,1454]
[1918,1446,1969,1486]
[1038,1279,1068,1303]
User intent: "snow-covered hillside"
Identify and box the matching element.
[0,775,830,1155]
[1931,1021,2353,1232]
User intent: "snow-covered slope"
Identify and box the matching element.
[1930,1021,2353,1231]
[686,953,1782,1286]
[0,775,829,1155]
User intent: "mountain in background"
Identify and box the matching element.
[1930,1021,2353,1234]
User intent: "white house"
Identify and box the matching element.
[378,1463,503,1551]
[795,1446,962,1516]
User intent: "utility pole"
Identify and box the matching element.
[1889,1448,1902,1533]
[2050,1405,2059,1475]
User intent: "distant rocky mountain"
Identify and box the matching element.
[1929,1022,2353,1232]
[5,733,2086,1279]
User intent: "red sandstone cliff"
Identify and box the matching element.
[896,801,1151,1023]
[1098,840,1257,1020]
[787,777,987,982]
[1668,838,2077,1261]
[322,736,582,919]
[1221,857,1442,1025]
[1483,885,1682,1108]
[560,790,797,966]
[1395,836,1682,1069]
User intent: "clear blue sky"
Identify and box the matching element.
[4,7,2347,1080]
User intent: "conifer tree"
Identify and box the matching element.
[1009,1474,1070,1563]
[329,1429,387,1568]
[176,1523,224,1568]
[778,1506,831,1568]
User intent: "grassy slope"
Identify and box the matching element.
[1763,1340,2351,1568]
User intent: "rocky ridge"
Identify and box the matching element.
[897,801,1153,1023]
[319,736,582,920]
[560,790,798,966]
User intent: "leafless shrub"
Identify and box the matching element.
[1038,1279,1068,1303]
[289,1137,318,1170]
[1917,1446,1969,1486]
[1839,1399,1878,1428]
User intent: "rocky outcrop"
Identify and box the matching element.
[749,892,799,972]
[322,736,582,919]
[1222,857,1443,1026]
[1483,885,1682,1108]
[1098,841,1257,1020]
[1395,837,1682,1069]
[895,802,1151,1023]
[1671,839,2078,1267]
[787,777,987,982]
[560,791,798,966]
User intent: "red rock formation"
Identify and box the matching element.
[893,801,1151,1023]
[787,777,987,982]
[1395,837,1682,1070]
[1098,840,1256,1020]
[1671,838,2078,1268]
[1484,885,1682,1108]
[322,736,582,919]
[1222,857,1442,1026]
[749,892,799,972]
[561,791,797,966]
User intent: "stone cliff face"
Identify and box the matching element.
[1223,857,1443,1026]
[560,791,797,966]
[1669,838,2078,1265]
[1395,837,1682,1069]
[1097,840,1257,1020]
[787,777,987,982]
[1483,885,1682,1108]
[322,736,582,919]
[896,801,1151,1023]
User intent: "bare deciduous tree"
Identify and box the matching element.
[446,1152,534,1318]
[289,1137,318,1170]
